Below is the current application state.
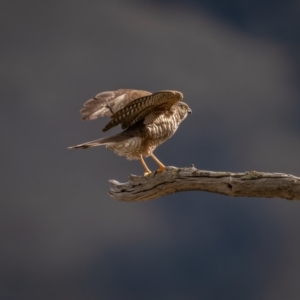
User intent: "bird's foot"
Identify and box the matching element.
[154,167,166,174]
[144,171,152,176]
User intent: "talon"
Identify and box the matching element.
[155,167,166,173]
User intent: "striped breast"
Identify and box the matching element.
[145,110,181,140]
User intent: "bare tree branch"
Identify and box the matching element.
[108,166,300,202]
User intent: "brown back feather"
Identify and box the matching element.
[102,90,183,132]
[80,89,151,120]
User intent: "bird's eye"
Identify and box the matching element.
[181,105,187,110]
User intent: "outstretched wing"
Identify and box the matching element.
[102,90,183,132]
[80,89,152,120]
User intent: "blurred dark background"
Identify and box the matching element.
[1,0,300,299]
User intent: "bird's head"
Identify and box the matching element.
[176,101,192,120]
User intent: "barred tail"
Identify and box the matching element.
[68,134,130,150]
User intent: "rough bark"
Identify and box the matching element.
[108,166,300,202]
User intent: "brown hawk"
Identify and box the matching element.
[68,89,192,175]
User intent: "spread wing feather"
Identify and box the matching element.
[102,90,183,132]
[80,89,152,120]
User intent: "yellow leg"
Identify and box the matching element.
[150,153,166,173]
[139,155,152,176]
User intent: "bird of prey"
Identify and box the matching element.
[68,89,192,175]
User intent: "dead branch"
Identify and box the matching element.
[108,166,300,202]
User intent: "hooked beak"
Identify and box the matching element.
[188,108,192,114]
